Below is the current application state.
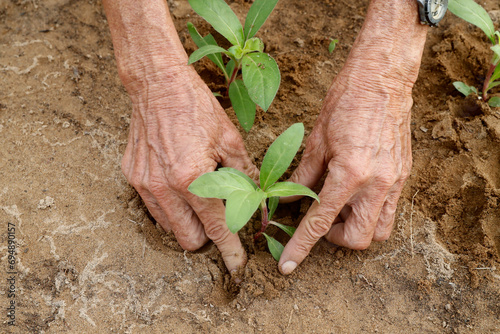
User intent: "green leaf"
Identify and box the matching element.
[188,170,256,199]
[490,65,500,82]
[226,190,266,233]
[228,45,244,60]
[448,0,495,43]
[267,196,279,220]
[269,221,296,238]
[218,167,258,189]
[241,52,280,111]
[244,0,279,41]
[493,45,500,58]
[489,96,500,107]
[492,45,500,66]
[265,182,319,202]
[260,123,304,190]
[229,80,257,132]
[213,92,223,97]
[263,233,284,261]
[488,81,500,90]
[453,81,477,96]
[187,23,227,77]
[244,37,265,53]
[328,39,338,54]
[188,0,245,47]
[188,45,228,65]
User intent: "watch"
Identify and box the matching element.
[417,0,448,27]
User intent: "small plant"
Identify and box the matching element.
[328,39,339,54]
[449,0,500,107]
[188,123,319,261]
[187,0,281,131]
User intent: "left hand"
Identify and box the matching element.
[277,0,428,275]
[278,63,415,275]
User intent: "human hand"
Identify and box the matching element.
[121,65,258,274]
[276,0,428,275]
[278,67,413,274]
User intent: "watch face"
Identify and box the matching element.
[423,0,448,26]
[430,0,446,21]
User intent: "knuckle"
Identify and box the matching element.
[304,216,332,241]
[203,220,231,243]
[177,238,204,252]
[376,170,398,188]
[223,127,240,141]
[227,132,244,149]
[291,163,312,183]
[342,162,371,187]
[344,212,375,250]
[293,241,314,257]
[306,128,323,147]
[372,230,392,242]
[223,129,246,152]
[348,238,372,250]
[172,168,201,192]
[401,166,411,182]
[128,171,147,192]
[148,179,168,196]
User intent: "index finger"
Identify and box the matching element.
[278,171,353,275]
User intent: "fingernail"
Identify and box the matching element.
[281,261,297,275]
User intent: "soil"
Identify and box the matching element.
[1,0,499,333]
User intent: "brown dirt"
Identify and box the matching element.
[1,0,499,333]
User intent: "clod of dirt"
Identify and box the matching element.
[485,114,500,138]
[489,10,500,24]
[38,196,55,209]
[432,114,458,141]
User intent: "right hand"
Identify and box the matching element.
[121,65,259,274]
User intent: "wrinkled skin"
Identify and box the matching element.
[104,0,428,277]
[276,0,428,275]
[279,67,414,274]
[121,65,258,273]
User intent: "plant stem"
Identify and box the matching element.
[226,62,240,95]
[254,200,269,240]
[483,62,497,100]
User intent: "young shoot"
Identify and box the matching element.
[328,39,339,54]
[449,0,500,107]
[188,123,319,261]
[187,0,281,131]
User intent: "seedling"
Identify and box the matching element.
[187,0,281,131]
[188,123,319,261]
[449,0,500,107]
[328,39,339,54]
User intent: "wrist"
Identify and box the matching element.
[120,58,191,100]
[341,0,428,89]
[103,0,190,99]
[126,65,200,110]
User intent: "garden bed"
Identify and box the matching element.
[0,0,499,332]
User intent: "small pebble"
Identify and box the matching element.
[294,38,305,48]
